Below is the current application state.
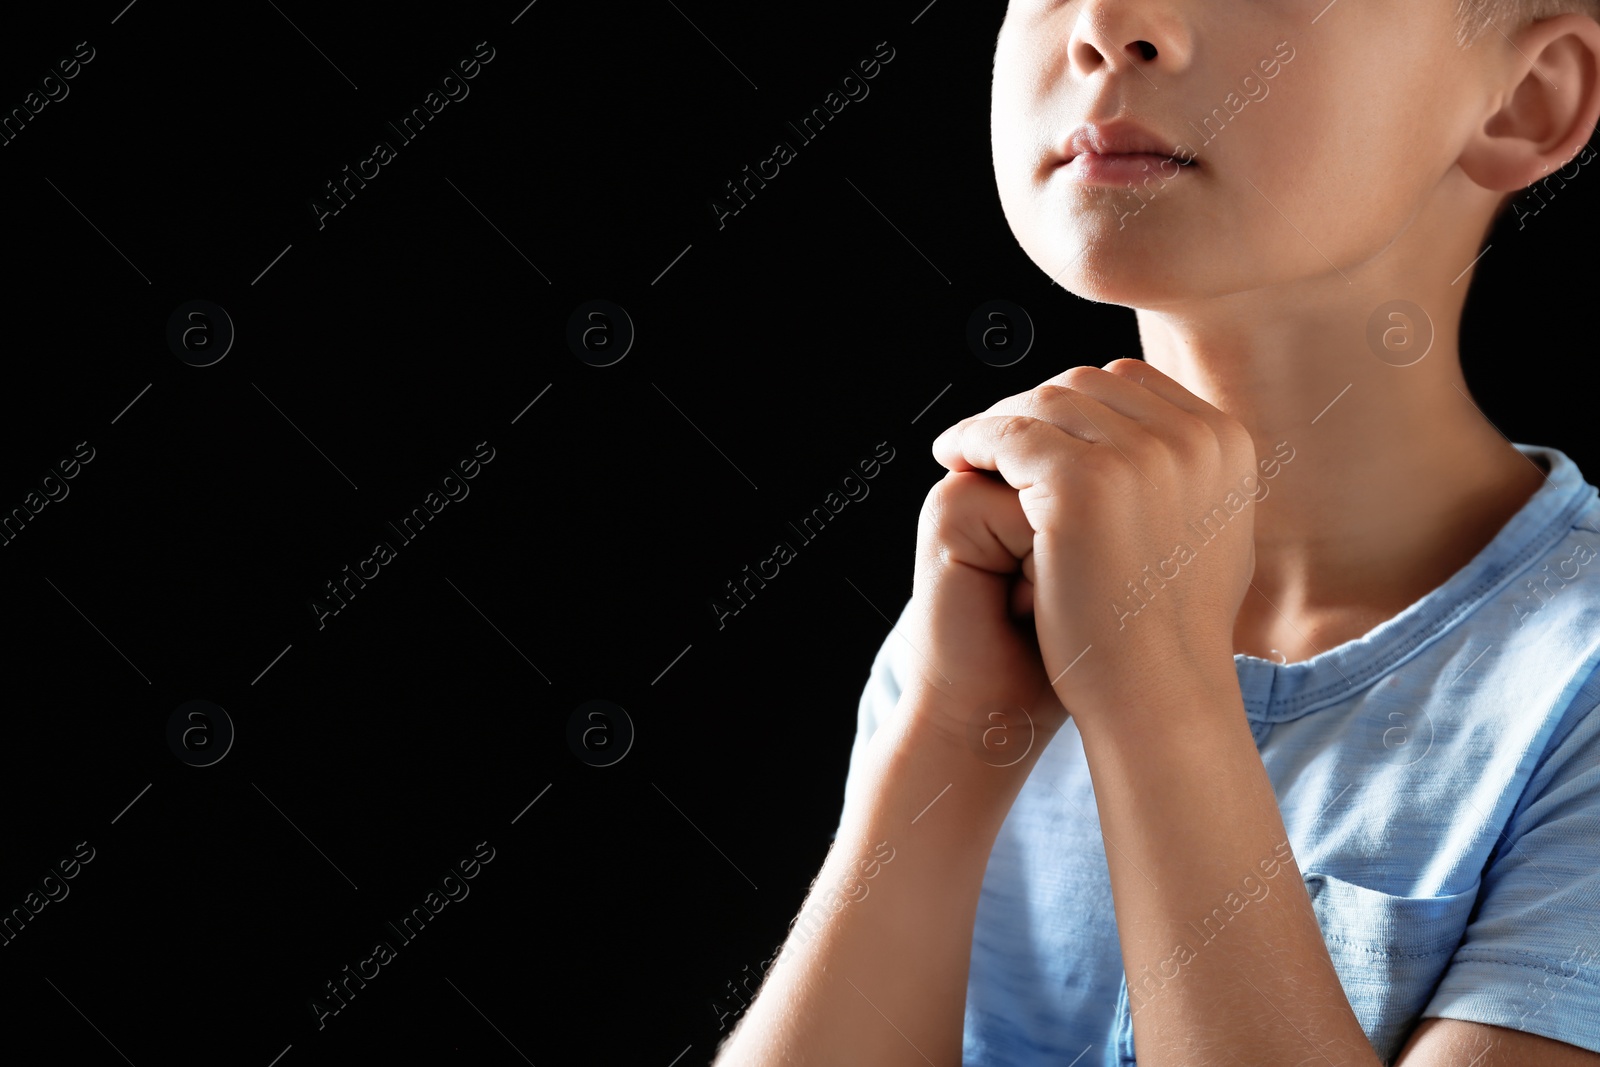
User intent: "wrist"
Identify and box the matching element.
[895,675,1065,764]
[1066,651,1245,751]
[850,688,1053,851]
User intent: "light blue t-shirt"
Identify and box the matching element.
[834,442,1600,1065]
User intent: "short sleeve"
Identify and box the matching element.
[830,596,914,843]
[1420,695,1600,1052]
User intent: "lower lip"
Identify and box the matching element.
[1058,152,1194,185]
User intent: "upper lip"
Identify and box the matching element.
[1055,121,1195,166]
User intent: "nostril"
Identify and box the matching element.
[1129,40,1157,61]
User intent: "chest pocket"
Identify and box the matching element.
[1108,872,1479,1066]
[1305,871,1480,1062]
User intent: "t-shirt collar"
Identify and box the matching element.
[1234,443,1593,722]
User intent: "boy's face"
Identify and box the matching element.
[991,0,1479,306]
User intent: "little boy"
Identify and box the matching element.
[715,1,1600,1064]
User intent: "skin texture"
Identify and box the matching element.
[712,2,1600,1065]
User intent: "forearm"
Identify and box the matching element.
[715,695,1048,1067]
[1076,668,1381,1067]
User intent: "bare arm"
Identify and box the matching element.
[1073,662,1384,1067]
[1397,1018,1600,1066]
[712,692,1057,1067]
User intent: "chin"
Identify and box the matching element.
[1025,228,1209,308]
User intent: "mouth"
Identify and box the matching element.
[1056,151,1197,185]
[1062,153,1190,170]
[1051,121,1199,185]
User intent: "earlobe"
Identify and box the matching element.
[1459,13,1600,194]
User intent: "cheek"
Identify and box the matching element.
[991,110,1053,251]
[1243,36,1453,241]
[1197,70,1403,279]
[990,31,1062,207]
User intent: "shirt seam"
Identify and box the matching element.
[1320,933,1461,959]
[1445,951,1600,988]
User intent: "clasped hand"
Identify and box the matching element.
[902,359,1258,747]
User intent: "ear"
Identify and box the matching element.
[1459,12,1600,195]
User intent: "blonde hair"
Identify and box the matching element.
[1454,0,1600,46]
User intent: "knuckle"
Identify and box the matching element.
[922,471,976,528]
[1059,365,1101,390]
[994,413,1034,441]
[1028,383,1076,418]
[919,473,990,564]
[1172,408,1212,443]
[1212,418,1251,459]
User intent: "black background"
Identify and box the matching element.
[0,2,1592,1065]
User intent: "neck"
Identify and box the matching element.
[1133,289,1546,659]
